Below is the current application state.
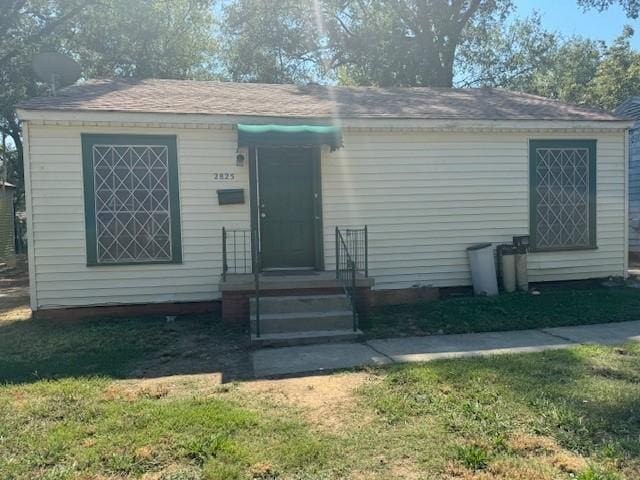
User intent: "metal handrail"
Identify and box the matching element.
[335,226,368,332]
[252,228,261,338]
[221,226,261,337]
[221,227,252,281]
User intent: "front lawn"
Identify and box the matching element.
[1,311,640,478]
[362,286,640,338]
[0,313,250,383]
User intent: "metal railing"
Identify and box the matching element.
[252,229,261,338]
[222,227,261,337]
[335,226,368,332]
[222,227,252,281]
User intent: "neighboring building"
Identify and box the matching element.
[17,80,631,341]
[0,181,16,266]
[615,98,640,262]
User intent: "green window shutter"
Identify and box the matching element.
[529,139,597,252]
[81,134,182,266]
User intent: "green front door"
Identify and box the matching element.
[258,147,316,270]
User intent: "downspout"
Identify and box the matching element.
[624,128,630,278]
[22,121,38,310]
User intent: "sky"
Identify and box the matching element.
[514,0,640,48]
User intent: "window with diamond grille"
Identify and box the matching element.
[529,140,596,251]
[82,134,182,265]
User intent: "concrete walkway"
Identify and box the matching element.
[252,320,640,377]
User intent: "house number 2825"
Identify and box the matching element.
[213,173,235,180]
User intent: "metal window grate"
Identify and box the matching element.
[92,144,173,263]
[534,147,590,249]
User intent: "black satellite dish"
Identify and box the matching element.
[32,52,81,96]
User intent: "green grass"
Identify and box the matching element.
[0,313,246,383]
[0,378,337,479]
[2,304,640,478]
[362,286,640,338]
[3,343,639,478]
[356,343,640,479]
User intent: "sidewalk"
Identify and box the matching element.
[252,320,640,377]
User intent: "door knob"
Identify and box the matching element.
[261,212,267,218]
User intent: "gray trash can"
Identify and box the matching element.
[466,243,499,296]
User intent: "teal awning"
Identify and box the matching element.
[237,124,342,150]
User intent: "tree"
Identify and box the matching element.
[1,0,217,207]
[218,0,324,83]
[68,0,217,79]
[577,0,640,18]
[486,35,604,104]
[586,27,640,109]
[455,13,558,88]
[475,25,640,111]
[326,0,514,87]
[0,1,85,209]
[217,0,519,87]
[0,1,90,71]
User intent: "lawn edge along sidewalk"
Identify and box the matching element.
[252,320,640,377]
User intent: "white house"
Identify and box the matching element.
[17,80,631,343]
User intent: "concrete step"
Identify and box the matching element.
[251,329,364,348]
[250,310,355,334]
[250,294,351,316]
[221,271,375,293]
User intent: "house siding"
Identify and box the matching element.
[26,123,626,309]
[28,124,249,309]
[322,130,626,289]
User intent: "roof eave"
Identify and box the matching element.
[16,108,634,131]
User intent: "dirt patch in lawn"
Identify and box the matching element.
[104,373,227,401]
[441,432,589,480]
[445,459,555,480]
[509,433,560,455]
[104,369,263,401]
[128,321,252,382]
[387,461,423,480]
[0,257,31,323]
[0,303,31,322]
[240,371,378,432]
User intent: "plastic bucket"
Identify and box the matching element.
[466,243,499,296]
[515,247,529,292]
[497,245,516,293]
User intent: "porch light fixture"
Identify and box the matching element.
[236,147,248,166]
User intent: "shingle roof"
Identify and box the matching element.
[615,97,640,121]
[18,79,625,121]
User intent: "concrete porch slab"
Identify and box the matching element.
[252,342,391,377]
[221,271,374,292]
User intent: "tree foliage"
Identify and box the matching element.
[325,0,513,87]
[587,27,640,109]
[578,0,640,18]
[1,0,217,204]
[216,0,519,87]
[5,0,640,205]
[455,13,558,88]
[492,26,640,111]
[508,37,604,105]
[218,0,324,83]
[69,0,217,79]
